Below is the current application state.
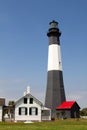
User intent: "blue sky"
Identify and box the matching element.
[0,0,87,108]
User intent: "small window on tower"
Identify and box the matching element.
[30,98,33,104]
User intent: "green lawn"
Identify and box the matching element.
[0,119,87,130]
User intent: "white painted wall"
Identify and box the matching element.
[48,44,62,71]
[0,106,2,121]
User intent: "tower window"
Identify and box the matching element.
[30,98,33,104]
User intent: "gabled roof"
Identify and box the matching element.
[56,101,77,110]
[15,93,43,106]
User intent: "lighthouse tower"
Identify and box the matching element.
[45,20,66,118]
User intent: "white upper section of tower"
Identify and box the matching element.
[47,44,62,71]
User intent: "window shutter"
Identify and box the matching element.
[25,108,27,115]
[29,108,31,115]
[19,107,21,115]
[36,108,38,115]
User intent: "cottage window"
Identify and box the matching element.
[29,107,38,115]
[30,98,33,104]
[24,98,27,104]
[19,107,27,115]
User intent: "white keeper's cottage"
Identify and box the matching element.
[15,86,51,122]
[14,87,51,122]
[15,87,51,122]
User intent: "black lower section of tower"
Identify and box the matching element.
[45,70,66,118]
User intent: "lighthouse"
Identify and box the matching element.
[45,20,66,118]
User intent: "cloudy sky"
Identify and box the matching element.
[0,0,87,109]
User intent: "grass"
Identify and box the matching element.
[0,119,87,130]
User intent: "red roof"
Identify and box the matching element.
[56,101,76,110]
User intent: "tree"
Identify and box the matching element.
[8,101,15,106]
[80,108,87,116]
